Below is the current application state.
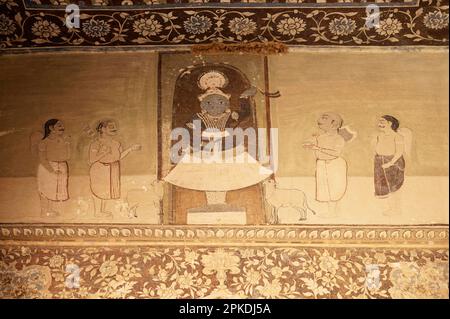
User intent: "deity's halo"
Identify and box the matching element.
[198,70,228,90]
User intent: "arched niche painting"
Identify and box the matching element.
[160,61,274,225]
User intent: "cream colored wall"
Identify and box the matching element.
[269,49,449,177]
[1,50,447,178]
[0,49,448,224]
[0,51,158,177]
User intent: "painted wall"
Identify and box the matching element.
[1,50,448,179]
[0,49,448,225]
[0,52,158,177]
[269,49,449,177]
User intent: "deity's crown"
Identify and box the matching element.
[198,88,231,102]
[197,70,231,101]
[198,70,228,90]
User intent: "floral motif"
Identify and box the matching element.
[319,251,339,273]
[99,279,136,298]
[31,20,61,39]
[256,279,282,298]
[0,0,18,9]
[183,15,212,35]
[240,249,255,258]
[21,246,31,256]
[0,2,448,48]
[99,260,119,278]
[0,246,448,299]
[176,271,195,289]
[156,269,169,281]
[82,19,111,38]
[184,250,199,266]
[328,17,357,36]
[375,17,402,36]
[276,17,306,36]
[302,278,330,296]
[423,10,449,30]
[244,268,262,285]
[389,261,449,298]
[48,255,64,268]
[117,264,140,281]
[133,16,162,37]
[0,265,52,298]
[201,249,240,277]
[228,17,257,36]
[270,266,285,279]
[374,252,387,264]
[156,283,183,298]
[0,14,15,36]
[92,0,109,5]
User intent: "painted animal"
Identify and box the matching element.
[262,179,316,224]
[124,180,165,220]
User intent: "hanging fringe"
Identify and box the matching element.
[191,42,288,55]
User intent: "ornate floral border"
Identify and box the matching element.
[1,224,448,246]
[1,0,448,301]
[0,245,448,298]
[0,0,448,49]
[22,0,421,10]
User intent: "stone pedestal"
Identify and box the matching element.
[187,191,246,224]
[187,209,247,225]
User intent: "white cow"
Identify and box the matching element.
[262,179,316,224]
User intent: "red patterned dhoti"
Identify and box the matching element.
[374,154,405,197]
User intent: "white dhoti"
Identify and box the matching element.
[89,161,121,200]
[163,149,272,192]
[315,157,347,202]
[37,161,69,201]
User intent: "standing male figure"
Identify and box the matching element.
[374,115,409,215]
[89,119,141,218]
[37,119,71,217]
[303,112,356,217]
